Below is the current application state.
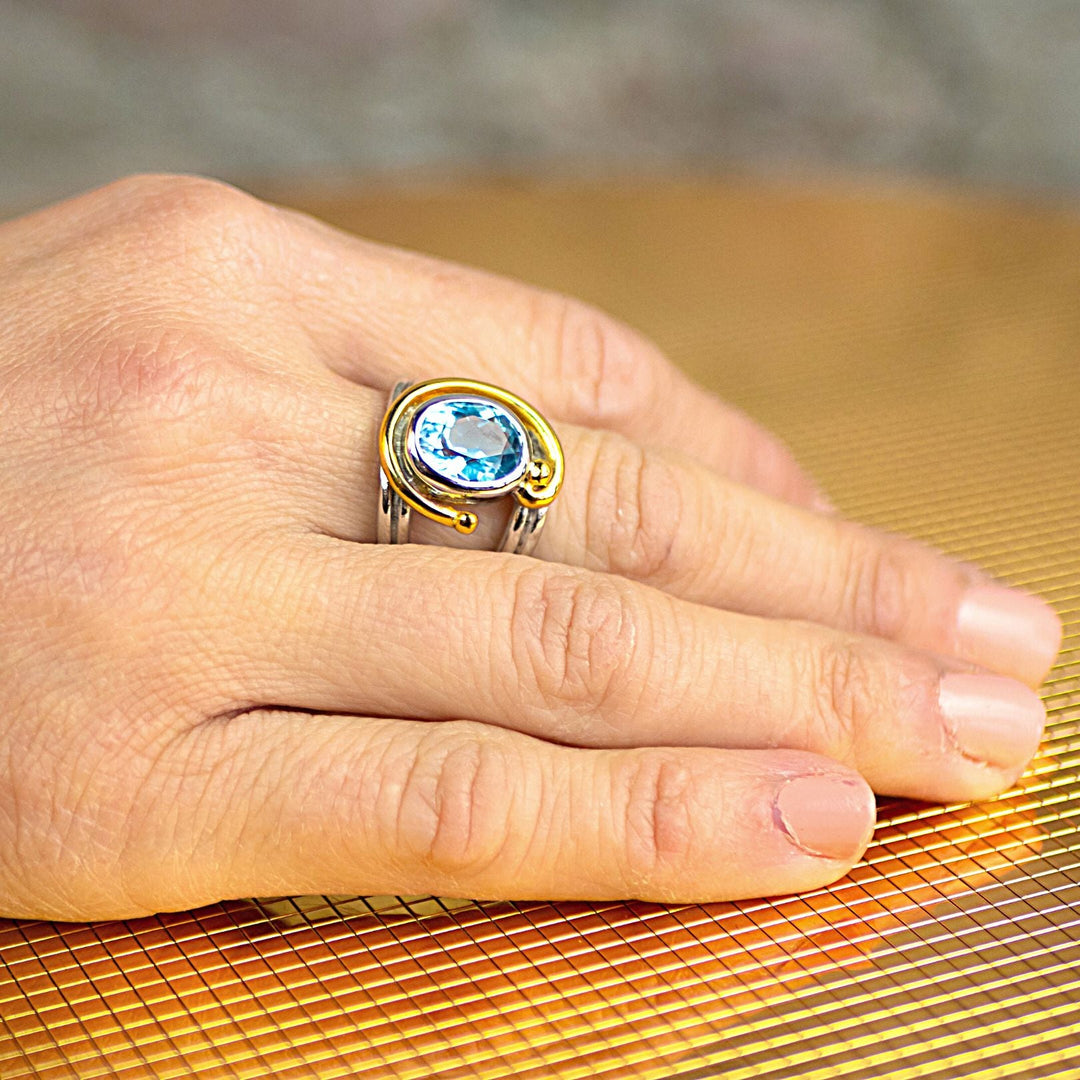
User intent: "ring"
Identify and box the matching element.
[377,378,564,556]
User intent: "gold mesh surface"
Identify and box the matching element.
[3,178,1080,1078]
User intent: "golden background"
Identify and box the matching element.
[2,179,1078,1078]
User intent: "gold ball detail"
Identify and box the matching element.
[527,460,553,485]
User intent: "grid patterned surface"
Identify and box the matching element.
[2,178,1080,1078]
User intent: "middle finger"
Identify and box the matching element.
[224,536,1046,807]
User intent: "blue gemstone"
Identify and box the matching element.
[412,397,527,489]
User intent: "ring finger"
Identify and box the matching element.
[282,372,1062,689]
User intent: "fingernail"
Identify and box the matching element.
[774,774,876,861]
[939,671,1046,769]
[956,584,1063,686]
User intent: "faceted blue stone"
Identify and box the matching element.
[412,397,527,489]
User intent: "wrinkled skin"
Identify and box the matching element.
[0,175,1061,920]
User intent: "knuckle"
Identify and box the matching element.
[510,567,642,724]
[710,484,759,587]
[846,531,918,642]
[91,174,280,295]
[50,180,278,437]
[100,173,268,244]
[620,753,697,876]
[394,729,517,881]
[533,293,657,425]
[810,638,881,760]
[585,436,685,585]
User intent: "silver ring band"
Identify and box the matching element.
[376,380,413,546]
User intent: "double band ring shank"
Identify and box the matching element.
[377,378,564,557]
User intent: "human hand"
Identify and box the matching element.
[0,176,1061,920]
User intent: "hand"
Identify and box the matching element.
[0,175,1061,920]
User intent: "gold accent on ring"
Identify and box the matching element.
[378,378,564,534]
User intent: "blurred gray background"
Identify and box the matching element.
[2,0,1080,210]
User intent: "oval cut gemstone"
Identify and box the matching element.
[411,397,527,489]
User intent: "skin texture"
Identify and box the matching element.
[0,174,1062,921]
